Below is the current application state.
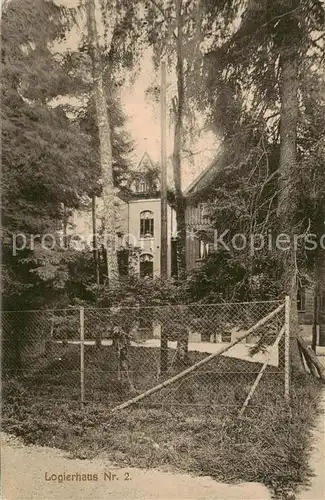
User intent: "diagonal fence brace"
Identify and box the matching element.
[110,303,285,413]
[239,326,285,417]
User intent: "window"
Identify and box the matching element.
[139,180,147,192]
[140,210,154,238]
[297,285,305,312]
[133,179,148,193]
[117,249,129,276]
[139,253,154,278]
[199,239,210,260]
[140,253,153,262]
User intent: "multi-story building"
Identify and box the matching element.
[70,151,324,343]
[69,152,176,278]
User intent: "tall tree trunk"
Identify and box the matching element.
[312,246,324,350]
[91,193,100,286]
[313,210,325,349]
[277,12,303,370]
[86,0,119,285]
[62,203,68,249]
[312,288,318,352]
[173,0,189,365]
[173,0,187,278]
[319,252,325,346]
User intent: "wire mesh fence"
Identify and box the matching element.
[2,308,81,403]
[2,300,288,413]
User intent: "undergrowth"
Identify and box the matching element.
[2,347,323,498]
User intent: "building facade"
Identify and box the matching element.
[69,153,176,278]
[183,158,219,270]
[182,156,325,341]
[69,150,324,343]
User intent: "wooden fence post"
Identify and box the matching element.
[80,307,85,408]
[284,295,290,401]
[160,328,168,376]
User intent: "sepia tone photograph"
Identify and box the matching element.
[1,0,325,499]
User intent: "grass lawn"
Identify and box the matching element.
[2,343,323,498]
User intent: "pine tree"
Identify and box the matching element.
[200,0,325,367]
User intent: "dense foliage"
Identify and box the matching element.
[199,0,325,290]
[1,0,134,311]
[2,0,324,321]
[2,3,324,494]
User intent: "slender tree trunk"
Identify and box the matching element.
[320,322,325,347]
[62,203,68,249]
[91,193,100,286]
[277,17,304,370]
[312,247,324,350]
[86,0,119,285]
[173,0,189,365]
[173,0,187,278]
[312,288,318,352]
[319,253,325,346]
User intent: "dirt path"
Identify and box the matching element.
[297,388,325,500]
[1,433,271,500]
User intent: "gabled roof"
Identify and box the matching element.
[136,152,156,172]
[183,145,225,199]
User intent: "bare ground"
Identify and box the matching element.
[296,388,325,500]
[1,432,271,500]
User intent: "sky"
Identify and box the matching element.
[53,0,219,189]
[120,49,219,187]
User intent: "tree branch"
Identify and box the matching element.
[147,0,177,38]
[182,147,217,159]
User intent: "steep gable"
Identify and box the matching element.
[183,142,230,200]
[137,152,156,172]
[127,152,161,197]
